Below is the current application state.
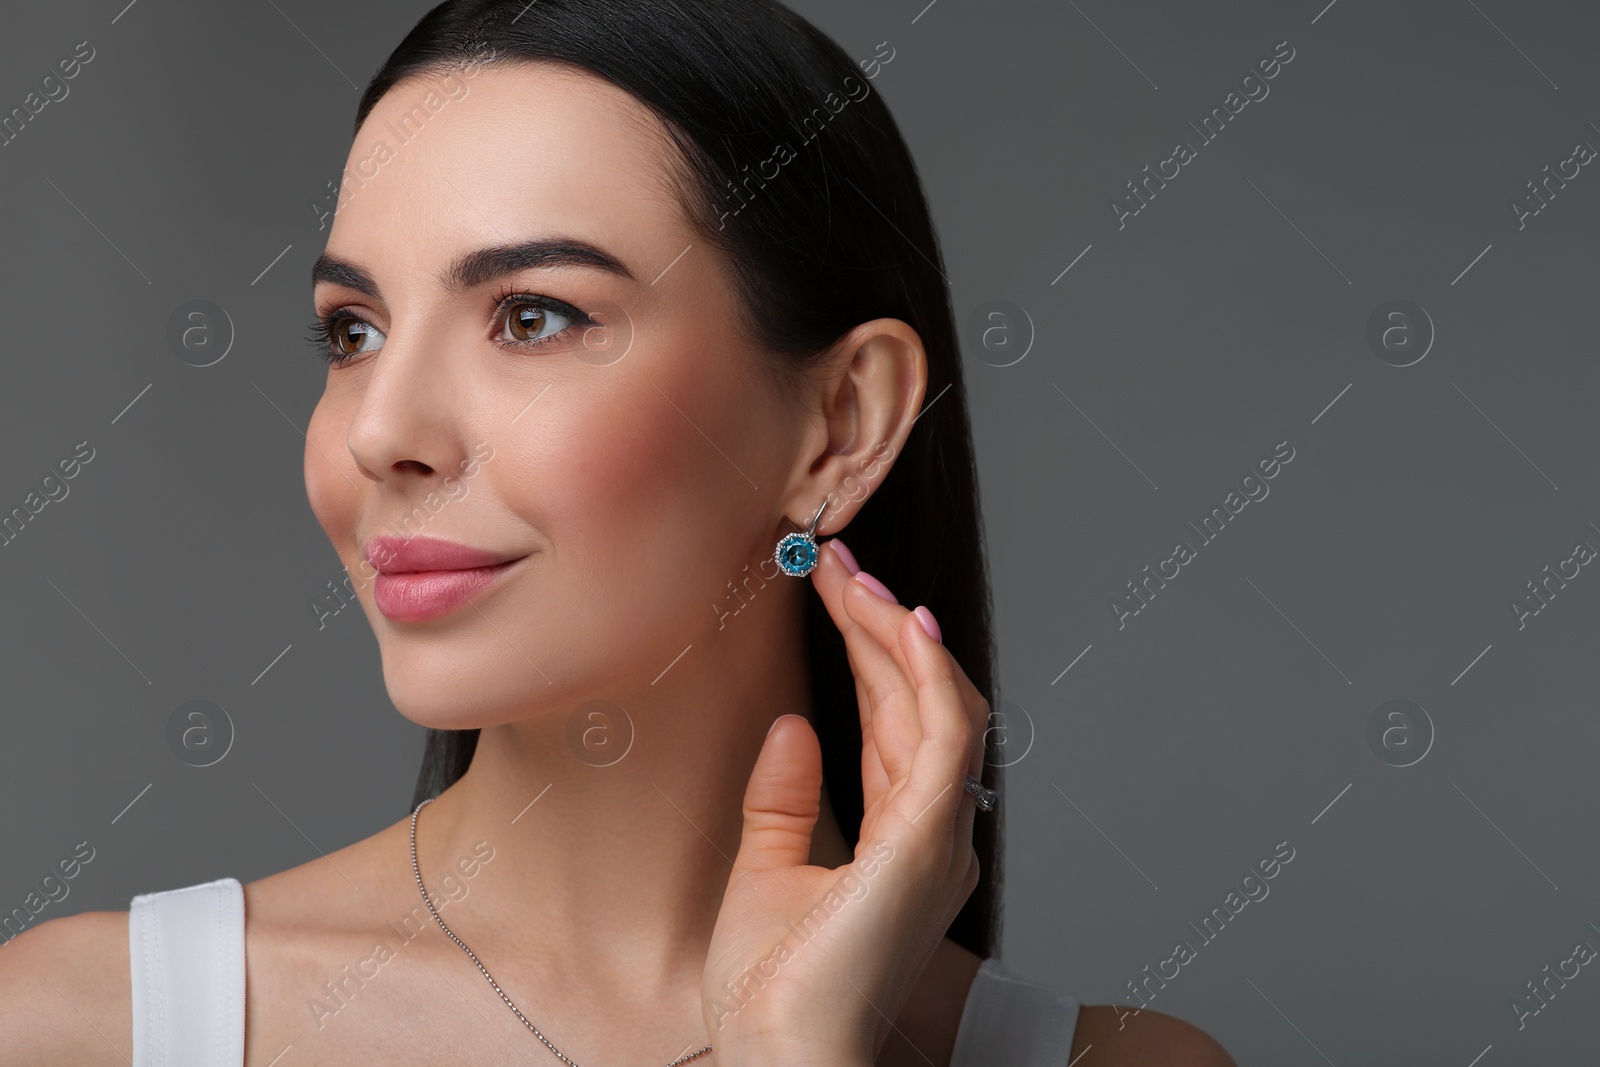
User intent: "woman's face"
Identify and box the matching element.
[305,61,810,727]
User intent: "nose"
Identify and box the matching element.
[344,324,474,487]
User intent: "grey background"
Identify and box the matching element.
[2,0,1597,1062]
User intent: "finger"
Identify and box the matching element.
[733,714,823,875]
[813,541,990,807]
[823,556,989,787]
[811,542,920,793]
[891,616,986,855]
[809,539,882,740]
[814,542,990,880]
[892,610,982,861]
[831,563,989,791]
[834,563,941,705]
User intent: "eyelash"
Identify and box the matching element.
[304,284,597,367]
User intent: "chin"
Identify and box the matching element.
[380,650,555,732]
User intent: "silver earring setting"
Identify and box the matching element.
[774,500,829,577]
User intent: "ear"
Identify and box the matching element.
[781,317,927,537]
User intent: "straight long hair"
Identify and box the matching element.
[356,0,1005,960]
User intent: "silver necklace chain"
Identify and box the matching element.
[409,797,715,1067]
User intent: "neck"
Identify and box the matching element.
[410,577,855,997]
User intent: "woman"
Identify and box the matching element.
[1,1,1234,1063]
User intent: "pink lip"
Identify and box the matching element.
[364,535,529,622]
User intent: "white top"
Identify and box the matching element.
[128,877,1080,1065]
[128,878,246,1066]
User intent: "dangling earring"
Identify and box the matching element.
[774,500,830,577]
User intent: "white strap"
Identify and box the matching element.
[949,956,1080,1067]
[128,877,246,1066]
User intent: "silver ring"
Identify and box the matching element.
[963,773,997,812]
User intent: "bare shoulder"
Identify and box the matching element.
[0,909,133,1065]
[238,811,416,943]
[236,812,416,959]
[236,814,432,1054]
[1072,1005,1237,1066]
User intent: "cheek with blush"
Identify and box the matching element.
[523,368,757,654]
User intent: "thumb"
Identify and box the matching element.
[734,714,824,876]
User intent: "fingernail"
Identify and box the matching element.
[827,538,861,575]
[768,713,799,736]
[853,570,898,604]
[913,605,941,643]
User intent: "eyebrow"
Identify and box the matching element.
[310,237,638,298]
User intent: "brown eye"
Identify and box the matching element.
[333,319,374,357]
[497,297,573,346]
[507,302,548,341]
[309,313,385,366]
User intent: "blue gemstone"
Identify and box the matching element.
[777,534,818,575]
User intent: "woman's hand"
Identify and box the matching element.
[701,537,990,1067]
